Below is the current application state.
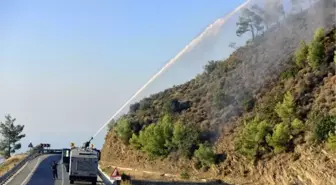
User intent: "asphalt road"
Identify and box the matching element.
[4,154,104,185]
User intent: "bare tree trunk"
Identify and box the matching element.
[250,24,255,40]
[7,141,11,158]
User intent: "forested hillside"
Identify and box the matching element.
[101,0,336,184]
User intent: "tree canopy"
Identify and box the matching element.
[0,114,26,159]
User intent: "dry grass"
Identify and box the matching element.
[101,164,179,182]
[121,180,132,185]
[0,154,28,176]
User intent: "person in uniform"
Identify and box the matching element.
[51,161,58,179]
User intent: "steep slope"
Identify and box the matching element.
[101,0,336,184]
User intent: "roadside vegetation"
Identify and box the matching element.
[236,27,335,160]
[0,114,26,176]
[0,154,27,176]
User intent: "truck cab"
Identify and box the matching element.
[69,147,99,185]
[62,148,71,172]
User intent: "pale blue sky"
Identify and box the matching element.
[0,0,250,152]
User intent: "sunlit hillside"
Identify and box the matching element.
[101,0,336,184]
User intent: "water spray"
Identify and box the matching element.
[90,0,253,140]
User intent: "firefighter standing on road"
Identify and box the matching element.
[51,161,58,179]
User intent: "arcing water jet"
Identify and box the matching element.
[92,0,253,139]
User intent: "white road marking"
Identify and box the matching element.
[3,162,28,185]
[20,156,41,185]
[61,162,64,185]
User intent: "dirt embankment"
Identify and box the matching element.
[0,154,28,176]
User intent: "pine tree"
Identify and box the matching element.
[172,122,199,157]
[235,117,271,160]
[251,4,270,30]
[0,115,25,159]
[295,40,309,67]
[114,117,133,144]
[275,91,295,123]
[307,28,325,69]
[236,8,264,40]
[194,144,216,167]
[236,12,254,39]
[266,122,291,153]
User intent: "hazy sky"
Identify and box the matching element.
[0,0,248,152]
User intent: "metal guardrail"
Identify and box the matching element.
[0,152,40,185]
[0,148,62,185]
[97,166,117,185]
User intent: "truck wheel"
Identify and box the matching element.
[92,181,97,185]
[70,180,74,184]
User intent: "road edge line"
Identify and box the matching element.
[3,162,28,185]
[61,161,64,185]
[20,156,41,185]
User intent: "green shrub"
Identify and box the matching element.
[172,122,200,158]
[137,115,174,156]
[115,117,133,144]
[180,171,190,179]
[275,91,295,123]
[129,133,141,149]
[291,118,305,135]
[313,28,325,41]
[139,98,151,110]
[204,60,219,74]
[129,103,140,113]
[163,99,190,114]
[307,41,324,69]
[235,118,272,160]
[307,28,325,69]
[266,123,291,153]
[160,115,175,150]
[164,99,180,114]
[194,144,216,167]
[129,114,202,158]
[256,92,283,121]
[280,68,297,80]
[326,133,336,151]
[295,40,309,67]
[314,115,336,143]
[130,115,175,156]
[139,124,168,156]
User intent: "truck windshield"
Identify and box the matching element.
[63,150,69,157]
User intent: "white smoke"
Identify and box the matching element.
[92,0,254,138]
